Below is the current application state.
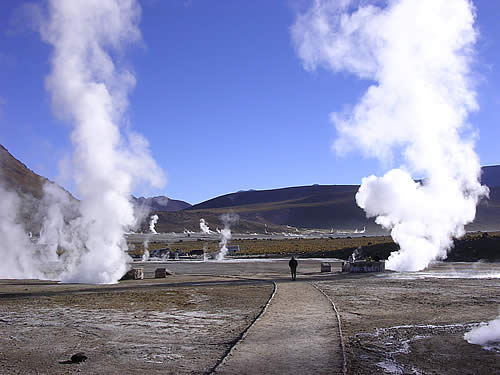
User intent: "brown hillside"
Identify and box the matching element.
[0,144,47,200]
[0,144,78,233]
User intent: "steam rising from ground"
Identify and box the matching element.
[216,213,239,261]
[31,0,165,283]
[465,316,500,351]
[292,0,488,271]
[0,185,42,279]
[149,215,159,234]
[200,218,212,234]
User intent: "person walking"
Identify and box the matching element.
[289,256,298,281]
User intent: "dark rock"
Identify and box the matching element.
[70,352,87,363]
[120,268,144,280]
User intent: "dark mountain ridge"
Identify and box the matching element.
[188,184,367,230]
[190,184,359,211]
[481,165,500,187]
[185,166,500,232]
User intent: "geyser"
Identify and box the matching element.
[292,0,488,271]
[200,218,212,234]
[464,316,500,351]
[37,0,165,283]
[216,213,239,261]
[149,214,159,234]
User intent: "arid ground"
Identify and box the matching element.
[0,258,498,374]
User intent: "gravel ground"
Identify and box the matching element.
[0,259,498,374]
[315,262,500,375]
[0,280,273,375]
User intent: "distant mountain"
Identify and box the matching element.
[481,165,500,187]
[0,144,77,232]
[0,144,77,203]
[133,196,191,212]
[2,143,498,234]
[473,165,500,231]
[181,166,500,232]
[0,144,51,200]
[0,144,190,233]
[188,185,371,230]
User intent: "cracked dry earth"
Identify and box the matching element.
[0,281,273,375]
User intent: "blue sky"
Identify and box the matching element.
[1,0,499,204]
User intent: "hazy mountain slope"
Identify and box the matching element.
[481,165,500,187]
[0,145,190,230]
[133,196,191,212]
[185,185,373,231]
[185,166,500,231]
[2,142,498,233]
[0,144,79,233]
[0,144,50,200]
[191,185,357,210]
[188,185,369,229]
[151,210,286,234]
[472,166,500,230]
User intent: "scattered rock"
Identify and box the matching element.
[155,267,175,278]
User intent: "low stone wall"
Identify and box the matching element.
[342,261,385,273]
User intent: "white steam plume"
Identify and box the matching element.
[200,218,212,234]
[149,214,159,234]
[36,182,86,279]
[292,0,488,271]
[142,239,150,261]
[0,185,42,279]
[464,316,500,351]
[40,0,165,283]
[216,213,239,261]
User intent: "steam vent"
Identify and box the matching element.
[342,260,385,273]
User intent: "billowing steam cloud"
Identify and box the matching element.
[37,0,165,283]
[216,213,239,261]
[292,0,488,271]
[465,316,500,350]
[149,214,159,234]
[0,185,42,279]
[200,218,212,234]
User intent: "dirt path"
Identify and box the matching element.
[215,281,343,375]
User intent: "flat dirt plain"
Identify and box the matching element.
[0,258,499,374]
